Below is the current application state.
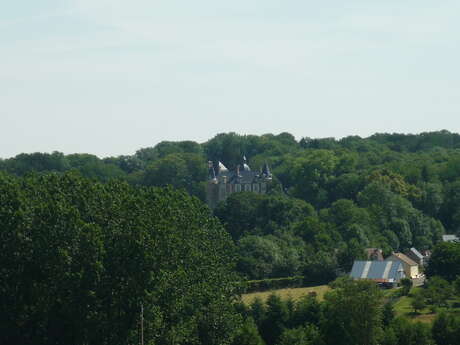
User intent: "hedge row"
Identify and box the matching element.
[246,276,305,293]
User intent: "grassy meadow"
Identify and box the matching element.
[391,287,460,323]
[241,285,330,305]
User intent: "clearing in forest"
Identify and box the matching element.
[241,285,330,304]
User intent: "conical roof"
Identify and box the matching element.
[218,161,229,174]
[262,162,271,178]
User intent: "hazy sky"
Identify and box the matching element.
[2,1,459,158]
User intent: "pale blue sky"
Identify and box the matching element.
[1,1,459,158]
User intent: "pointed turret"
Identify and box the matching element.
[236,165,242,178]
[218,161,229,174]
[262,162,272,179]
[208,161,217,183]
[242,155,251,171]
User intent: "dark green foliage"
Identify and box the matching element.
[239,278,447,345]
[440,179,460,231]
[0,172,241,345]
[215,192,314,240]
[432,313,460,345]
[2,130,460,287]
[260,294,289,345]
[382,302,395,326]
[276,325,323,345]
[246,277,305,293]
[386,317,434,345]
[400,278,413,296]
[204,132,298,170]
[427,242,460,281]
[337,239,367,273]
[1,151,70,175]
[66,153,126,181]
[249,297,267,328]
[302,250,338,285]
[135,140,203,161]
[232,317,265,345]
[368,130,460,152]
[4,131,460,345]
[423,276,453,308]
[237,233,308,279]
[141,152,207,200]
[290,295,321,328]
[454,276,460,296]
[411,290,427,313]
[321,279,383,345]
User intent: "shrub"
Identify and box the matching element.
[246,276,305,293]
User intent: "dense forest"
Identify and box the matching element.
[2,130,460,345]
[0,173,241,344]
[2,130,460,283]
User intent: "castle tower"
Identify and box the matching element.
[205,157,272,209]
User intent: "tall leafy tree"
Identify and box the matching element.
[321,279,383,345]
[0,172,241,345]
[426,242,460,281]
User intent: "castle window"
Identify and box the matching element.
[260,183,267,193]
[244,184,251,192]
[253,184,259,193]
[235,184,241,192]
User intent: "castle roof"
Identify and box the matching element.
[218,161,229,174]
[262,162,272,178]
[211,159,271,184]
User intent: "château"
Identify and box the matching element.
[206,157,272,209]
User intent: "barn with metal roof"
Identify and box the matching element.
[350,260,405,285]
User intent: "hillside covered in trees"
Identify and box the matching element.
[2,130,460,282]
[2,130,460,345]
[0,173,241,344]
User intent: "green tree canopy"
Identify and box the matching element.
[0,172,241,345]
[426,242,460,281]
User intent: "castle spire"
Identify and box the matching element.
[208,161,217,183]
[262,162,272,179]
[242,155,250,171]
[218,161,228,174]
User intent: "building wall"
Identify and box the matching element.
[410,265,419,278]
[385,255,419,278]
[206,181,268,209]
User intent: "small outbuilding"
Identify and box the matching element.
[404,247,425,266]
[365,248,384,261]
[442,234,459,243]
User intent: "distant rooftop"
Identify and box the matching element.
[350,260,405,282]
[442,234,459,242]
[387,252,418,266]
[408,247,423,259]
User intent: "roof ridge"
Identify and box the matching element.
[394,252,418,266]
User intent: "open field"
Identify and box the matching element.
[242,284,460,325]
[241,285,330,305]
[393,287,460,323]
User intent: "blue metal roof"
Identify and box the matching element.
[350,261,405,282]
